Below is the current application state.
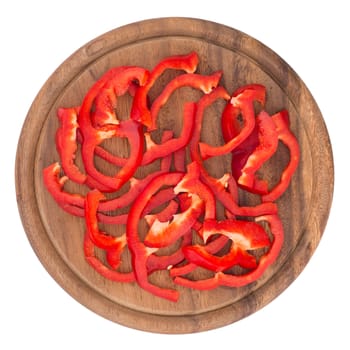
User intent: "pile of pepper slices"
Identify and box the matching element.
[43,52,300,302]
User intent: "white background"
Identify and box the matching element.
[1,0,348,348]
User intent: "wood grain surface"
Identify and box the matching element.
[15,17,333,333]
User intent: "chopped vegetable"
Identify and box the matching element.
[43,52,300,302]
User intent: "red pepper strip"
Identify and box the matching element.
[92,129,174,168]
[78,66,149,130]
[222,84,266,140]
[43,163,114,217]
[56,109,112,192]
[149,71,222,131]
[144,199,193,274]
[76,128,128,169]
[85,190,128,250]
[143,193,203,248]
[90,66,144,127]
[92,132,173,212]
[144,200,179,227]
[145,201,191,273]
[147,230,192,274]
[106,200,179,270]
[169,235,229,277]
[98,187,177,225]
[105,246,125,270]
[237,110,279,194]
[226,174,239,207]
[131,51,199,129]
[140,102,197,165]
[174,162,217,222]
[83,233,135,283]
[80,119,144,192]
[173,214,283,290]
[226,119,260,184]
[199,84,266,160]
[55,107,86,184]
[205,174,277,216]
[262,110,300,202]
[182,218,270,272]
[42,161,177,226]
[173,147,186,172]
[126,172,184,302]
[189,88,277,217]
[43,186,175,226]
[43,163,85,209]
[177,192,202,231]
[77,67,149,192]
[183,244,257,272]
[218,214,284,287]
[91,83,119,128]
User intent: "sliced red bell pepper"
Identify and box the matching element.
[173,147,186,172]
[140,102,196,165]
[83,232,135,283]
[144,200,179,227]
[76,66,149,192]
[144,193,203,248]
[199,84,266,160]
[43,162,85,210]
[218,214,284,287]
[43,53,299,302]
[149,71,222,131]
[55,107,86,184]
[95,132,173,212]
[146,230,192,274]
[174,214,283,290]
[174,161,217,223]
[126,172,185,302]
[237,110,279,194]
[131,52,199,129]
[182,218,270,272]
[169,235,229,277]
[78,65,149,130]
[105,200,179,271]
[85,189,128,250]
[80,119,144,192]
[262,110,300,202]
[189,87,278,217]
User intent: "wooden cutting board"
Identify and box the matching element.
[15,17,333,334]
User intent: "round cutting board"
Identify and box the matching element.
[15,17,333,333]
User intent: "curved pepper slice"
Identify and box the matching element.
[237,110,279,194]
[173,214,284,290]
[76,66,149,192]
[96,132,173,212]
[78,65,149,130]
[80,119,144,192]
[150,71,222,130]
[83,233,135,283]
[131,51,199,129]
[126,172,185,302]
[106,200,178,271]
[146,231,192,274]
[189,87,278,217]
[262,110,300,202]
[182,218,271,272]
[199,84,266,159]
[144,193,203,248]
[90,66,147,128]
[43,162,85,210]
[141,102,197,165]
[85,189,128,250]
[55,107,86,184]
